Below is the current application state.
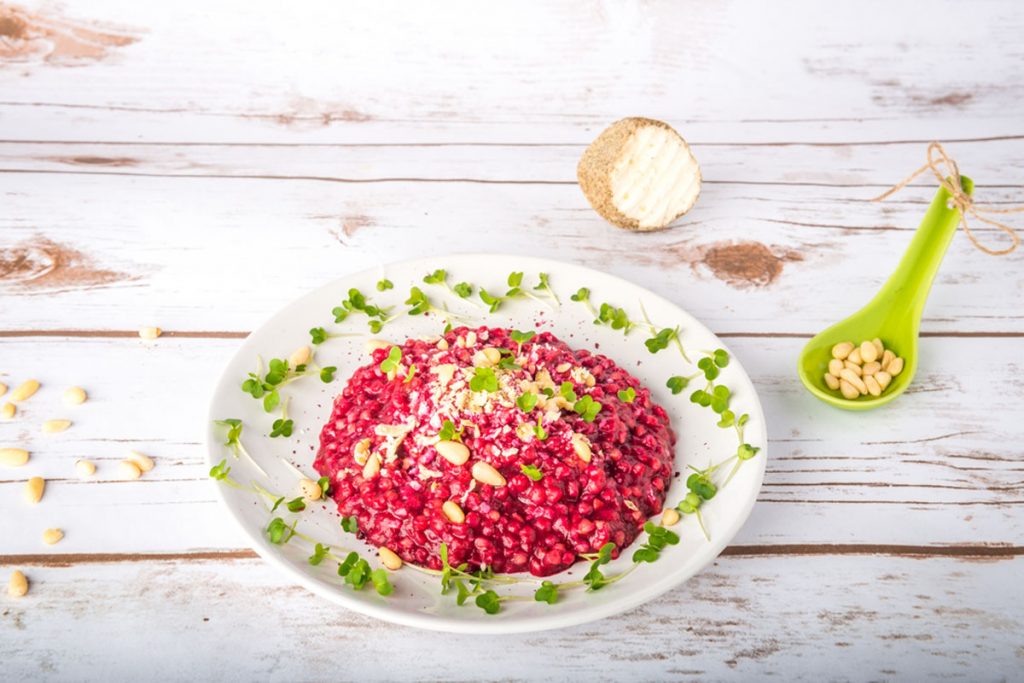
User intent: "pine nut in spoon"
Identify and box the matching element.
[798,178,973,410]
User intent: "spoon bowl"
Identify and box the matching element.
[798,176,973,410]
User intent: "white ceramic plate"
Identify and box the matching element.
[205,254,767,634]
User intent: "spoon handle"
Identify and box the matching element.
[875,176,974,324]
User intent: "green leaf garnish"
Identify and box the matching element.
[453,282,473,298]
[618,387,636,403]
[469,367,498,392]
[266,517,296,545]
[317,476,332,498]
[475,589,502,615]
[687,472,717,500]
[737,443,760,460]
[376,278,393,291]
[559,381,577,403]
[534,580,559,604]
[570,287,590,302]
[438,419,463,442]
[379,346,402,373]
[667,376,690,395]
[308,543,330,566]
[341,516,359,534]
[516,391,538,413]
[320,366,337,383]
[286,496,306,512]
[573,395,602,422]
[209,459,231,481]
[423,269,447,285]
[309,327,328,345]
[370,568,394,596]
[405,287,431,315]
[520,463,543,481]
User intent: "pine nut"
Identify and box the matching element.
[824,373,840,390]
[828,359,844,376]
[473,347,501,367]
[379,546,403,570]
[8,570,28,597]
[299,478,321,502]
[442,500,466,523]
[10,380,40,402]
[362,453,381,479]
[843,360,862,376]
[859,341,878,363]
[23,476,45,504]
[555,362,572,373]
[847,347,862,365]
[839,380,860,400]
[471,461,506,487]
[864,375,882,397]
[0,448,30,467]
[1,402,14,420]
[127,450,155,472]
[875,371,892,391]
[662,508,680,526]
[42,419,72,434]
[872,338,884,356]
[831,342,854,360]
[63,386,88,405]
[138,326,162,340]
[881,350,895,368]
[436,338,449,350]
[862,361,881,376]
[0,382,5,398]
[887,357,905,377]
[435,440,470,466]
[288,345,311,368]
[365,339,392,353]
[75,459,96,477]
[571,433,593,463]
[118,460,142,480]
[353,437,372,465]
[464,331,477,347]
[42,528,64,545]
[839,369,867,395]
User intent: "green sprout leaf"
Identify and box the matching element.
[453,282,473,298]
[737,443,760,460]
[308,543,330,566]
[534,580,559,604]
[317,476,332,498]
[667,376,690,395]
[573,395,602,422]
[376,278,393,291]
[263,389,280,413]
[644,328,677,354]
[423,269,447,285]
[270,418,293,438]
[379,346,402,373]
[618,387,636,403]
[438,419,463,442]
[520,463,544,481]
[286,496,306,512]
[570,287,590,302]
[370,568,394,596]
[713,349,730,368]
[405,287,431,315]
[559,381,577,403]
[697,357,720,381]
[687,472,717,500]
[516,391,538,413]
[340,516,359,534]
[309,327,328,345]
[320,366,337,383]
[209,459,231,481]
[475,589,502,615]
[469,367,498,392]
[266,517,295,545]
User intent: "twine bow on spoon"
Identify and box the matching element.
[871,141,1022,255]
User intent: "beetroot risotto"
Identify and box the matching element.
[314,326,676,577]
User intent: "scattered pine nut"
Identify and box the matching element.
[436,338,449,350]
[288,346,311,368]
[41,419,72,434]
[0,448,30,467]
[571,433,593,463]
[435,440,470,466]
[362,453,381,479]
[23,476,45,504]
[42,528,64,545]
[75,459,97,477]
[471,461,507,487]
[662,508,681,526]
[127,450,155,472]
[63,387,88,405]
[378,546,403,570]
[0,382,6,398]
[118,460,142,480]
[1,403,14,420]
[352,438,371,466]
[442,500,466,524]
[138,326,162,340]
[8,570,28,598]
[299,478,322,502]
[10,380,40,403]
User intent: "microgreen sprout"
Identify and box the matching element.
[423,269,485,310]
[582,542,616,591]
[496,348,520,370]
[618,387,636,403]
[376,278,393,291]
[573,395,602,422]
[267,517,297,545]
[270,417,293,438]
[317,476,332,498]
[479,272,556,312]
[534,416,548,441]
[379,346,402,374]
[309,543,330,566]
[520,463,544,481]
[667,374,700,395]
[453,282,474,299]
[559,381,577,403]
[534,581,559,604]
[509,329,536,353]
[333,287,399,332]
[631,522,680,563]
[320,366,337,383]
[475,590,502,614]
[340,516,359,534]
[469,367,498,392]
[438,419,463,442]
[516,391,538,413]
[285,496,306,513]
[534,272,560,307]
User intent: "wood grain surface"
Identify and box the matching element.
[1,0,1022,680]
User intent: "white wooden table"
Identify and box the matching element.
[2,1,1023,679]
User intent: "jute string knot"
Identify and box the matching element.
[871,142,1021,255]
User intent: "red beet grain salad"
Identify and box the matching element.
[313,326,677,577]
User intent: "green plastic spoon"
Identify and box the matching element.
[797,176,973,410]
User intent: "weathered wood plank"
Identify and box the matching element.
[1,554,1020,680]
[1,172,1022,334]
[1,335,1020,556]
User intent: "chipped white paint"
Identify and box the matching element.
[1,0,1022,678]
